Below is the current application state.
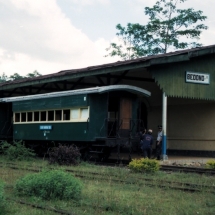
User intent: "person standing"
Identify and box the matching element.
[140,129,153,158]
[156,125,162,160]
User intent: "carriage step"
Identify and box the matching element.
[92,145,109,147]
[95,137,117,140]
[95,137,107,140]
[89,151,103,154]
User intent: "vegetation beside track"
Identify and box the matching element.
[1,156,215,214]
[1,161,215,194]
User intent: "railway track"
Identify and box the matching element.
[1,162,215,194]
[160,164,215,175]
[2,160,215,175]
[7,197,74,215]
[5,185,75,214]
[92,160,215,175]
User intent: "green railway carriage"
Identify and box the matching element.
[0,85,150,159]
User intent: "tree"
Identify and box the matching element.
[0,73,8,83]
[0,70,42,83]
[9,73,24,81]
[26,70,41,78]
[106,0,208,60]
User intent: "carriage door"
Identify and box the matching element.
[120,98,132,130]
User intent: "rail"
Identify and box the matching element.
[160,165,215,175]
[2,161,215,194]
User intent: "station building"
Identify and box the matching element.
[1,44,215,158]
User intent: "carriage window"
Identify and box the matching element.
[81,108,88,119]
[15,113,20,122]
[63,109,70,120]
[14,107,89,123]
[27,112,33,122]
[71,109,79,119]
[21,112,26,122]
[34,111,39,121]
[40,111,46,121]
[55,110,62,121]
[48,110,54,121]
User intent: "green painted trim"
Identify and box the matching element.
[150,54,189,65]
[151,55,215,100]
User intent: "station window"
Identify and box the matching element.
[21,112,26,122]
[27,112,33,122]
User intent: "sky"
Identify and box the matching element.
[0,0,215,76]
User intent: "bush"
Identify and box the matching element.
[0,140,35,160]
[206,159,215,169]
[49,144,81,165]
[0,180,5,214]
[15,170,83,200]
[128,158,160,173]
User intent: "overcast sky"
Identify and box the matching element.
[0,0,214,76]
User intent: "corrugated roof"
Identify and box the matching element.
[1,44,215,88]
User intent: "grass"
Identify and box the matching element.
[3,201,55,215]
[0,156,215,214]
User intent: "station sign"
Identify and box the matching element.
[39,125,52,130]
[186,71,210,85]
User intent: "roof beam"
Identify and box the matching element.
[96,75,105,86]
[113,70,129,84]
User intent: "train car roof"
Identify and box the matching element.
[0,85,151,103]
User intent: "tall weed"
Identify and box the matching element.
[0,140,35,160]
[15,170,82,200]
[49,144,81,165]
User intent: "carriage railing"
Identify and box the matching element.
[131,119,145,134]
[98,118,120,138]
[99,118,145,139]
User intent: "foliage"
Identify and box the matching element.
[0,72,8,83]
[128,158,160,173]
[49,144,81,165]
[206,159,215,169]
[0,140,35,160]
[0,180,5,214]
[26,70,42,78]
[15,170,83,200]
[9,73,24,81]
[106,0,208,60]
[2,158,215,214]
[0,70,41,82]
